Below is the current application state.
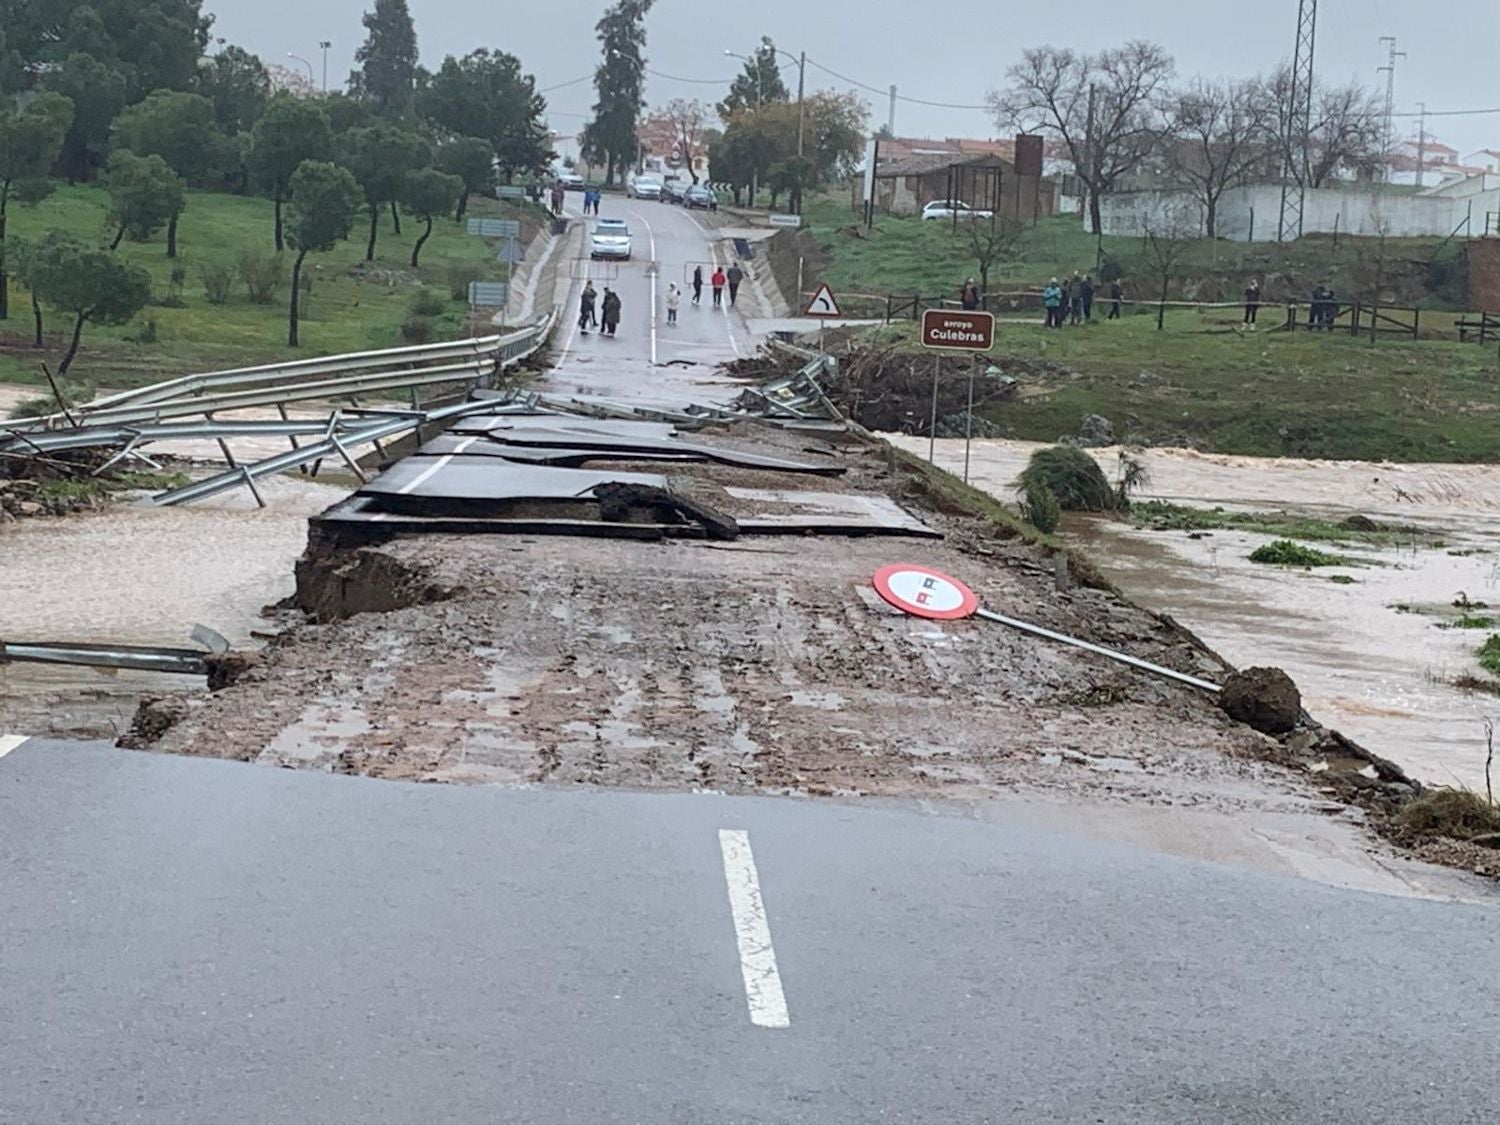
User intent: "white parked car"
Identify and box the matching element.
[627,175,663,200]
[921,200,994,221]
[557,170,586,191]
[589,217,632,261]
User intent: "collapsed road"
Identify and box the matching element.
[6,194,1500,1125]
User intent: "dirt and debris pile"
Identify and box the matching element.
[1218,667,1301,734]
[595,482,739,540]
[294,540,464,623]
[120,695,193,749]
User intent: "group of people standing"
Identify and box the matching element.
[578,261,747,338]
[1041,272,1120,328]
[581,188,602,216]
[577,281,621,337]
[689,263,743,308]
[1305,283,1340,330]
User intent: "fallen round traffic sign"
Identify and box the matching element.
[871,563,979,621]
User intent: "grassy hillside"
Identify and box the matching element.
[797,197,1467,310]
[865,310,1500,462]
[0,184,540,392]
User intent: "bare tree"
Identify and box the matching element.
[1269,67,1385,188]
[957,218,1024,301]
[1139,210,1197,330]
[1162,78,1277,237]
[990,41,1173,234]
[664,98,712,183]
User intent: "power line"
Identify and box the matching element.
[539,74,591,94]
[803,57,989,111]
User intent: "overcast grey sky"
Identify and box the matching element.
[213,0,1500,155]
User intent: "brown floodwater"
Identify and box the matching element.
[1,476,348,738]
[890,436,1500,793]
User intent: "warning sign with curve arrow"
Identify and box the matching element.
[803,283,842,318]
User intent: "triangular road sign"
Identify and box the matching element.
[803,283,842,318]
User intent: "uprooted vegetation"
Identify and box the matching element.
[0,447,188,519]
[1393,789,1500,846]
[1248,539,1352,568]
[1014,445,1123,513]
[1132,502,1436,546]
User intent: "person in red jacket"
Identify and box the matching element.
[711,266,727,308]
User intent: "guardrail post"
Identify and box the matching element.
[1412,308,1420,340]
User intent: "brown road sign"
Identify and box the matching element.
[919,309,995,351]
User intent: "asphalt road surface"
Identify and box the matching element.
[548,195,748,406]
[4,738,1500,1124]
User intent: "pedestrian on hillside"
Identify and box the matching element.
[1068,272,1084,325]
[1309,284,1328,330]
[551,186,564,215]
[711,265,727,308]
[1322,284,1338,330]
[1081,274,1095,320]
[960,278,980,311]
[727,262,744,306]
[601,287,621,337]
[1108,279,1123,320]
[665,283,681,325]
[692,265,704,305]
[1244,278,1261,327]
[1043,278,1064,328]
[579,281,597,333]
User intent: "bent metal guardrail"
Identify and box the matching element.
[2,308,560,507]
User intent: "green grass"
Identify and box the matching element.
[1248,539,1351,567]
[1131,501,1435,545]
[860,313,1499,462]
[1478,635,1500,675]
[0,184,537,390]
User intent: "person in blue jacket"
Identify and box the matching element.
[1042,278,1064,328]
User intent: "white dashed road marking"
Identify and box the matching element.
[718,828,791,1029]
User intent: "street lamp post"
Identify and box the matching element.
[287,53,315,88]
[722,50,764,208]
[318,41,331,92]
[724,45,806,209]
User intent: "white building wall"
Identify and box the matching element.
[1099,183,1500,241]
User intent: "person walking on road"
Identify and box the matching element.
[1068,272,1084,325]
[601,287,621,337]
[726,262,744,307]
[692,265,704,306]
[1108,278,1123,320]
[1244,279,1261,327]
[579,281,597,333]
[1080,274,1095,321]
[960,278,980,311]
[665,283,681,325]
[711,266,726,308]
[1043,278,1064,328]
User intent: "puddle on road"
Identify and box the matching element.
[892,435,1500,793]
[0,476,348,738]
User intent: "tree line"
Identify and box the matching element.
[579,9,868,214]
[0,0,554,367]
[990,40,1389,237]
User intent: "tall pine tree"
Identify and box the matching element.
[718,38,789,118]
[580,0,652,186]
[351,0,418,118]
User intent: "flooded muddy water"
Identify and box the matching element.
[1,477,348,738]
[890,435,1500,793]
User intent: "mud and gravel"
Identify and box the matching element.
[131,424,1347,822]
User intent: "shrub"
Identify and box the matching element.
[409,286,447,317]
[1248,539,1346,567]
[201,265,232,304]
[1019,482,1061,535]
[1395,788,1500,841]
[447,262,484,301]
[132,319,159,344]
[1479,636,1500,676]
[1014,445,1117,512]
[239,249,283,304]
[400,316,435,344]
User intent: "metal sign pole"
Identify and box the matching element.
[928,352,940,463]
[964,361,975,484]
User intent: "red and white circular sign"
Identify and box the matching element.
[871,563,979,621]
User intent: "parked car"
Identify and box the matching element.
[683,184,718,211]
[661,178,687,203]
[558,170,586,191]
[921,199,993,221]
[627,175,663,200]
[589,217,632,261]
